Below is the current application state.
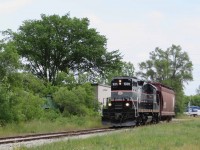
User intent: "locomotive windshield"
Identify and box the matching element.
[111,79,134,90]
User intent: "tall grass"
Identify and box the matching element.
[0,116,102,137]
[25,118,200,150]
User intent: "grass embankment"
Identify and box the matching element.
[23,117,200,150]
[0,116,102,137]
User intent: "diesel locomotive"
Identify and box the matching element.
[102,76,175,127]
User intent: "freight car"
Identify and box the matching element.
[102,76,175,127]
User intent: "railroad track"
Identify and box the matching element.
[0,119,182,145]
[0,127,115,145]
[0,119,184,149]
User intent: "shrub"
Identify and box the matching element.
[53,83,99,116]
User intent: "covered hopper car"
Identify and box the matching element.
[102,76,175,127]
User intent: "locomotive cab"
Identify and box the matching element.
[137,83,160,124]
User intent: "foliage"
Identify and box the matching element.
[98,61,135,84]
[137,45,193,83]
[54,71,77,89]
[196,85,200,95]
[0,41,21,125]
[0,13,123,124]
[0,41,21,89]
[21,73,47,96]
[80,83,99,110]
[0,85,44,125]
[0,41,46,124]
[10,89,44,121]
[0,84,13,125]
[9,14,122,85]
[137,45,193,113]
[121,61,135,77]
[184,95,200,107]
[53,83,98,116]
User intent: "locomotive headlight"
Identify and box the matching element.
[108,102,112,107]
[125,102,130,107]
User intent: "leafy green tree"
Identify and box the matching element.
[21,73,46,96]
[137,45,193,83]
[98,61,135,85]
[0,41,21,88]
[0,41,22,125]
[184,95,200,107]
[121,61,135,77]
[0,39,53,124]
[54,71,77,89]
[196,85,200,95]
[137,45,193,113]
[76,72,93,84]
[7,14,122,85]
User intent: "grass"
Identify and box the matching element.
[0,116,102,137]
[20,117,200,150]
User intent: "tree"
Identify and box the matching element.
[7,14,122,85]
[196,85,200,95]
[21,73,47,96]
[0,41,21,88]
[137,45,193,113]
[184,95,200,107]
[137,45,193,84]
[98,61,135,85]
[121,61,135,77]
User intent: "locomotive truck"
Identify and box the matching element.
[102,76,175,127]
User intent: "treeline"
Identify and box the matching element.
[0,14,196,125]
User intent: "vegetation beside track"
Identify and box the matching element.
[0,116,102,137]
[21,118,200,150]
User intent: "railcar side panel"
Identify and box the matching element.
[160,87,175,116]
[150,82,175,120]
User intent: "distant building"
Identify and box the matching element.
[92,84,111,106]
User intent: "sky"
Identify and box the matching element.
[1,0,200,95]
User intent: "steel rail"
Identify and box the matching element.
[0,127,115,145]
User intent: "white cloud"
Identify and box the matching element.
[0,0,32,14]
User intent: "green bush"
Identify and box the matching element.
[53,83,98,117]
[0,85,45,125]
[10,89,44,121]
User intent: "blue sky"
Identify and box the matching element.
[1,0,200,95]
